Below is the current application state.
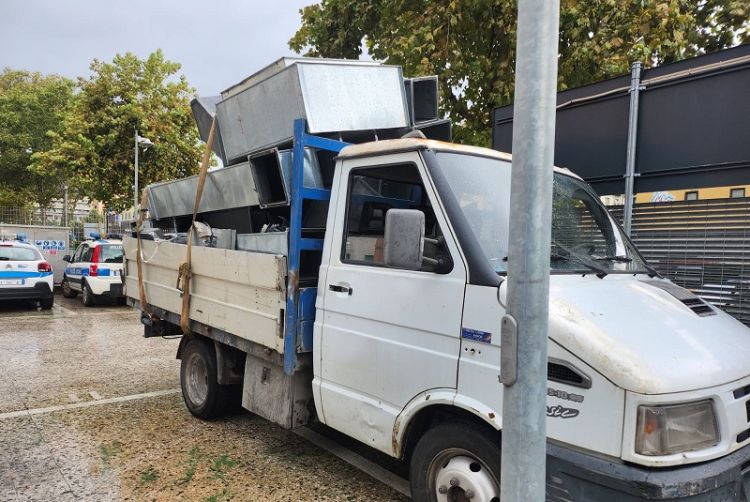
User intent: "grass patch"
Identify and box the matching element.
[139,466,159,485]
[211,454,238,480]
[179,446,203,485]
[99,441,123,465]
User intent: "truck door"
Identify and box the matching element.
[316,152,467,454]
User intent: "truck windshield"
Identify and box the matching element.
[432,152,649,275]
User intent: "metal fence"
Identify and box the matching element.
[0,206,129,246]
[610,197,750,326]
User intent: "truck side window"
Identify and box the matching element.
[342,163,451,273]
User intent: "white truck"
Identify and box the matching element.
[125,61,750,500]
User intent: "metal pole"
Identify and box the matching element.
[134,129,139,212]
[500,0,559,499]
[622,61,643,235]
[63,184,68,228]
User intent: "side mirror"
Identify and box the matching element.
[62,255,71,263]
[497,279,507,308]
[384,209,425,270]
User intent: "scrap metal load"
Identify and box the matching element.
[128,57,449,354]
[144,57,448,246]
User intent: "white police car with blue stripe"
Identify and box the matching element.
[61,234,124,306]
[0,240,54,309]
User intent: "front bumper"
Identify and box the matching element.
[547,441,750,501]
[0,282,53,301]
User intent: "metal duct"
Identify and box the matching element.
[216,61,410,163]
[146,161,257,221]
[248,148,324,208]
[190,96,228,165]
[404,76,439,125]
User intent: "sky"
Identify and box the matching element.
[0,0,316,96]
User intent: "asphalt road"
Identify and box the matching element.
[0,293,406,501]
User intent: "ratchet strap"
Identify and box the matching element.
[135,187,154,319]
[177,117,216,335]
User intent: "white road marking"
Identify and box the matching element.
[0,388,181,420]
[89,391,102,400]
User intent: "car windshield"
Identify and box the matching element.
[98,244,123,263]
[432,152,649,275]
[0,246,40,261]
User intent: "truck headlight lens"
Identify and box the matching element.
[635,400,719,456]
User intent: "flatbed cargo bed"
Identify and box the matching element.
[123,236,288,353]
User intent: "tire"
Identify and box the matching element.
[180,338,229,419]
[82,281,96,307]
[39,297,54,310]
[61,277,78,298]
[410,422,501,502]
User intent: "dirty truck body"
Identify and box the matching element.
[126,70,750,502]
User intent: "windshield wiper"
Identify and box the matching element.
[551,241,608,278]
[593,255,632,262]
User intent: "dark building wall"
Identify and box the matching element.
[492,44,750,195]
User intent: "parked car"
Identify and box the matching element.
[0,240,54,309]
[61,235,124,306]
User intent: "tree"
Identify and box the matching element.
[33,50,203,211]
[290,0,750,146]
[0,69,74,207]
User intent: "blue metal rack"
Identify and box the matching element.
[284,119,349,375]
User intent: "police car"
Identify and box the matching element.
[0,239,54,309]
[61,234,124,306]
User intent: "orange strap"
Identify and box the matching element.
[177,117,216,334]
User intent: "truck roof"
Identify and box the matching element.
[338,138,580,178]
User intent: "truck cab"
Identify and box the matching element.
[312,138,750,500]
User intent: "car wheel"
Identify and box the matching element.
[82,281,96,307]
[180,338,229,419]
[410,421,501,502]
[61,277,78,298]
[40,297,54,310]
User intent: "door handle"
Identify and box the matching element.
[328,284,353,295]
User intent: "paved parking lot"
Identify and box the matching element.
[0,293,406,501]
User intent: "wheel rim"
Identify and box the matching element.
[184,352,209,407]
[62,280,70,294]
[429,448,499,502]
[83,285,90,302]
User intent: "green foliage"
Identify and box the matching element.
[99,440,123,465]
[139,465,160,484]
[290,0,750,146]
[32,50,203,211]
[0,69,74,206]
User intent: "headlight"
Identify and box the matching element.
[635,400,719,456]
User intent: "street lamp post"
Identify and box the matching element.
[134,130,154,212]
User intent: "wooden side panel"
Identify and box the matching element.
[123,236,287,353]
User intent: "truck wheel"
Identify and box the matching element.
[82,281,96,306]
[61,277,78,298]
[40,297,54,310]
[180,338,229,419]
[409,422,501,502]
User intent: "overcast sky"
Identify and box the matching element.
[0,0,317,96]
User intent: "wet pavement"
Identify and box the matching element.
[0,293,407,501]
